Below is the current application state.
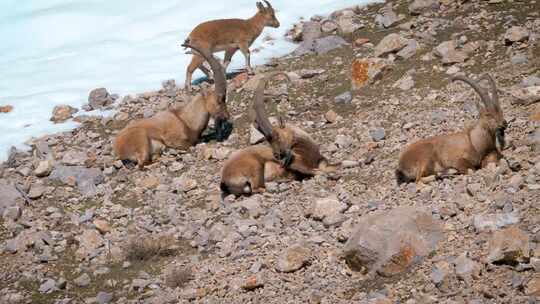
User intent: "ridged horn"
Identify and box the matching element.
[253,72,290,141]
[452,75,491,111]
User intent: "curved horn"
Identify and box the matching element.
[480,74,500,111]
[263,0,273,9]
[182,43,226,104]
[452,75,491,111]
[253,72,290,141]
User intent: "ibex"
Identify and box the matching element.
[220,145,290,196]
[183,1,280,91]
[114,44,233,169]
[253,72,338,177]
[396,74,507,184]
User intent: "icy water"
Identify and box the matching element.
[0,0,376,160]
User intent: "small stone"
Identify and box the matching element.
[434,41,468,64]
[394,76,415,91]
[526,276,540,296]
[74,273,91,287]
[335,135,353,148]
[96,291,113,304]
[396,39,419,60]
[431,261,450,285]
[521,76,540,88]
[51,105,78,123]
[249,125,265,145]
[504,26,530,44]
[140,176,160,189]
[473,213,520,232]
[511,53,528,65]
[369,128,386,142]
[3,206,22,221]
[310,196,347,221]
[453,253,481,281]
[324,110,338,123]
[276,244,311,273]
[174,177,198,192]
[39,279,57,294]
[241,275,264,291]
[375,4,400,28]
[335,91,352,104]
[93,219,111,234]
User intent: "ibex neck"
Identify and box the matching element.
[178,96,210,138]
[469,122,495,158]
[247,12,266,38]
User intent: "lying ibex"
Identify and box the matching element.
[396,74,507,184]
[114,44,233,169]
[253,72,338,177]
[183,1,280,91]
[220,145,289,196]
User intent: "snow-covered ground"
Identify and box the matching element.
[0,0,376,160]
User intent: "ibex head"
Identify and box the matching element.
[182,43,233,141]
[253,72,295,165]
[256,1,280,28]
[453,74,507,153]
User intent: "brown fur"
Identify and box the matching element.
[253,72,338,177]
[396,74,507,184]
[184,1,280,91]
[220,145,289,196]
[114,45,231,169]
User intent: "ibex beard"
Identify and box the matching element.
[396,74,507,184]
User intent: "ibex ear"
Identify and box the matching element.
[256,2,265,11]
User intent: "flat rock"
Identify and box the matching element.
[51,105,78,123]
[39,279,57,294]
[249,125,265,145]
[374,33,409,57]
[521,75,540,88]
[397,39,419,60]
[61,150,88,166]
[434,41,468,64]
[394,75,415,91]
[49,165,104,197]
[453,253,481,281]
[76,229,104,259]
[293,35,348,56]
[343,207,444,276]
[74,273,91,287]
[473,213,520,232]
[510,86,540,105]
[0,180,23,214]
[302,21,322,42]
[487,227,529,264]
[309,196,347,221]
[409,0,440,15]
[276,244,311,273]
[96,291,113,304]
[526,275,540,296]
[34,160,53,177]
[369,128,386,142]
[335,91,352,104]
[375,3,400,28]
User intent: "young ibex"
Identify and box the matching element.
[396,74,507,184]
[253,72,338,177]
[114,44,233,169]
[183,1,280,91]
[220,145,289,196]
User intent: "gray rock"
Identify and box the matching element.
[61,150,88,166]
[511,53,528,65]
[335,135,354,148]
[276,244,311,272]
[309,196,347,221]
[0,180,23,215]
[409,0,440,15]
[96,291,113,304]
[74,273,91,287]
[453,253,481,281]
[321,20,339,33]
[431,261,450,285]
[343,207,444,276]
[3,206,22,221]
[394,75,415,91]
[335,91,352,104]
[34,160,53,177]
[397,39,419,60]
[521,76,540,88]
[504,26,530,44]
[473,213,520,232]
[434,41,468,64]
[76,229,104,259]
[49,165,104,196]
[293,35,348,56]
[88,88,114,110]
[511,86,540,105]
[302,21,322,42]
[374,33,409,57]
[336,14,363,34]
[249,125,265,145]
[369,128,386,142]
[487,227,529,264]
[375,3,400,28]
[39,279,57,294]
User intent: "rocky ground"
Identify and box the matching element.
[1,0,540,303]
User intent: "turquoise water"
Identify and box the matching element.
[0,0,376,160]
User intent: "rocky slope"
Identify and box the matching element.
[1,0,540,303]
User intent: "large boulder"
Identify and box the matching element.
[374,33,409,57]
[0,179,23,215]
[504,26,530,44]
[49,165,104,197]
[487,227,529,265]
[375,4,400,28]
[343,207,444,277]
[88,88,114,110]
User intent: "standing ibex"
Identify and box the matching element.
[396,74,507,184]
[253,72,338,177]
[114,44,233,169]
[183,1,280,91]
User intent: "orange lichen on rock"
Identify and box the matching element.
[351,59,369,89]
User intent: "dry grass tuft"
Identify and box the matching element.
[125,234,177,261]
[165,265,193,288]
